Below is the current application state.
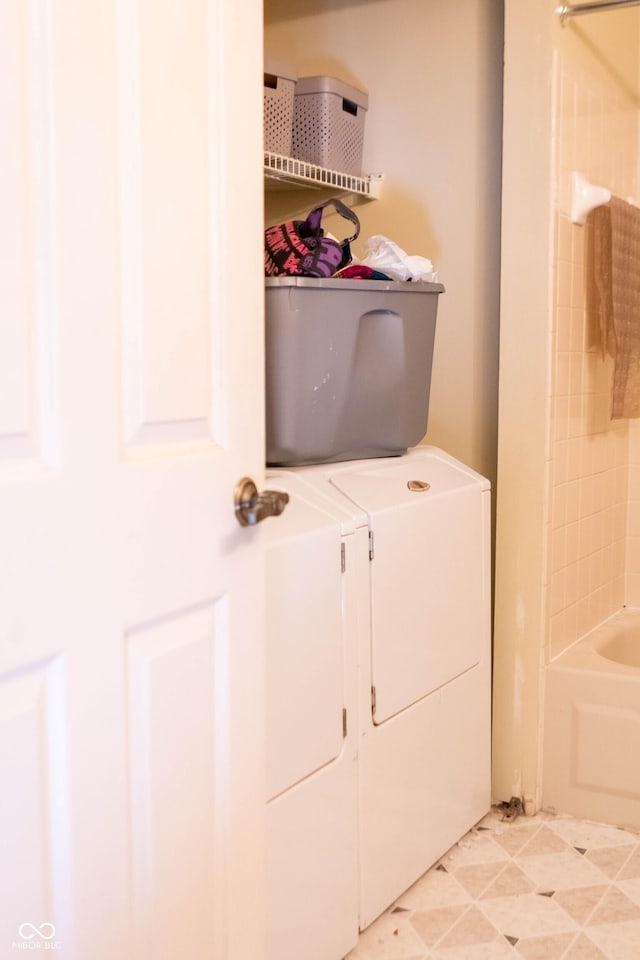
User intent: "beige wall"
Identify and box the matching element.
[493,0,640,809]
[264,0,503,487]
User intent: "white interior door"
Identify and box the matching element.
[0,1,266,958]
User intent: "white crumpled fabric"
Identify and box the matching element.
[359,234,438,282]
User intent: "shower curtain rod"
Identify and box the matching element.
[557,0,640,25]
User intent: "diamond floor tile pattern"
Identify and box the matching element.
[345,808,640,959]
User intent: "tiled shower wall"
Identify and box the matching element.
[546,52,638,661]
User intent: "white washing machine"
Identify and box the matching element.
[265,446,491,959]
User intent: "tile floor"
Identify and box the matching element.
[345,807,640,960]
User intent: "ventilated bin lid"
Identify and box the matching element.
[264,58,298,83]
[295,75,369,111]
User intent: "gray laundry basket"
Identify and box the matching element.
[265,276,444,466]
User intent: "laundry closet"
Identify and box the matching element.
[261,3,502,959]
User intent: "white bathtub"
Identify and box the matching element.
[543,608,640,829]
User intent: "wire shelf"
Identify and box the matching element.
[264,152,383,198]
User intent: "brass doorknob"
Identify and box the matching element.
[234,477,289,527]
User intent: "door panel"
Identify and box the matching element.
[117,0,213,449]
[0,662,72,951]
[127,603,219,958]
[0,0,58,467]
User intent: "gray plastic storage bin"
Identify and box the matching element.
[264,59,297,155]
[292,76,368,175]
[265,276,444,466]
